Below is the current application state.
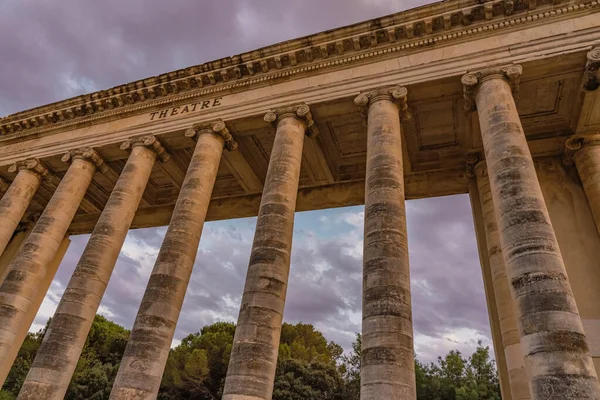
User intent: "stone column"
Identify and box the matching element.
[472,159,531,400]
[110,122,236,400]
[565,134,600,237]
[223,105,318,400]
[462,65,600,398]
[0,147,106,386]
[0,159,48,257]
[18,136,169,400]
[354,86,415,399]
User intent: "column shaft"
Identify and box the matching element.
[360,93,415,399]
[223,114,306,400]
[468,177,512,400]
[473,72,600,398]
[18,144,158,400]
[475,162,530,400]
[0,165,43,256]
[110,130,225,400]
[0,156,97,385]
[573,141,600,237]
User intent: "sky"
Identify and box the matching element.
[0,0,493,363]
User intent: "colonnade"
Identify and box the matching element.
[0,63,599,400]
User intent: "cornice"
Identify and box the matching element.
[0,0,598,143]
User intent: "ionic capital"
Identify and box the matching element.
[264,104,319,137]
[61,147,109,174]
[465,152,482,178]
[462,64,523,111]
[563,133,600,165]
[354,85,410,122]
[185,120,238,151]
[120,135,170,163]
[583,47,600,92]
[7,158,50,180]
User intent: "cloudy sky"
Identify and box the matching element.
[1,0,493,363]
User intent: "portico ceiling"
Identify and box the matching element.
[0,0,598,234]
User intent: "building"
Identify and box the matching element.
[0,0,599,398]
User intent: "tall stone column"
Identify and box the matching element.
[0,159,48,257]
[223,105,318,400]
[110,122,236,400]
[565,134,600,237]
[18,136,169,400]
[0,148,106,386]
[354,86,415,399]
[472,159,531,400]
[463,65,600,399]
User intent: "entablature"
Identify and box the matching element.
[0,0,598,143]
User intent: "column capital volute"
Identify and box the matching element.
[185,120,238,151]
[61,147,109,174]
[7,158,50,180]
[461,64,523,111]
[354,85,410,122]
[120,135,171,163]
[583,47,600,92]
[466,152,484,178]
[563,133,600,165]
[263,104,319,137]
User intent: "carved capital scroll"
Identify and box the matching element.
[583,47,600,92]
[563,133,600,166]
[8,158,50,180]
[61,147,109,174]
[462,64,523,111]
[354,85,410,123]
[264,104,319,137]
[185,120,238,151]
[465,152,482,178]
[120,135,171,163]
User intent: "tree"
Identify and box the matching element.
[339,333,361,400]
[273,359,344,400]
[414,341,501,400]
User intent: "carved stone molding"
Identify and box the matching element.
[264,104,319,137]
[120,135,171,163]
[185,120,238,151]
[354,85,410,122]
[1,0,596,142]
[563,133,600,165]
[7,158,50,180]
[461,64,523,111]
[583,47,600,91]
[465,152,482,178]
[61,147,109,174]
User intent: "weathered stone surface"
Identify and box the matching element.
[475,161,531,400]
[0,150,101,386]
[466,68,600,399]
[17,139,161,400]
[222,107,309,400]
[0,159,46,257]
[567,135,600,237]
[355,86,416,400]
[110,125,228,400]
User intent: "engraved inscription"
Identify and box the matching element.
[149,97,223,121]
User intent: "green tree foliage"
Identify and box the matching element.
[415,341,501,400]
[1,315,129,400]
[1,315,501,400]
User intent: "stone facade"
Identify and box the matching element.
[0,0,600,398]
